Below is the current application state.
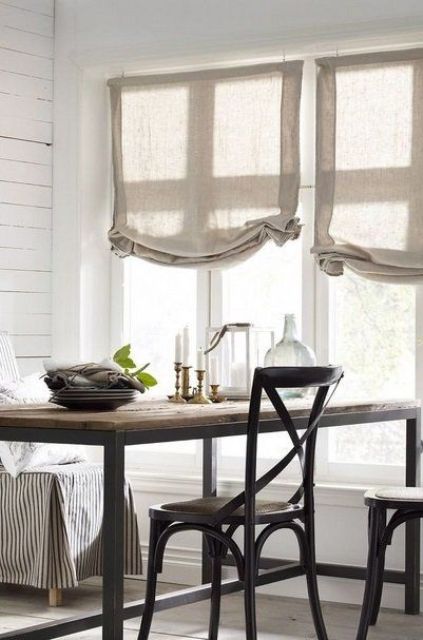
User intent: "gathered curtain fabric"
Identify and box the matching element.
[313,49,423,283]
[108,62,303,268]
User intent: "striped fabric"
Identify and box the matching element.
[0,462,142,589]
[0,333,20,385]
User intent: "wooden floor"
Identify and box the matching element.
[0,578,422,639]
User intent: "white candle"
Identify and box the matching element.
[196,347,205,371]
[182,325,190,366]
[209,356,219,384]
[175,333,182,363]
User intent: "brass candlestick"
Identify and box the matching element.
[188,370,211,404]
[181,365,193,400]
[209,384,225,403]
[169,362,186,403]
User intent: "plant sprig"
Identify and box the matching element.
[113,344,158,389]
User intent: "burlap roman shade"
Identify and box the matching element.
[313,49,423,282]
[108,62,303,267]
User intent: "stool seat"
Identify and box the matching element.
[365,486,423,509]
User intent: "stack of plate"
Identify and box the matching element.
[50,387,139,411]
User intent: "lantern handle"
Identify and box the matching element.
[204,323,251,355]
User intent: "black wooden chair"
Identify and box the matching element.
[356,487,423,640]
[138,365,343,640]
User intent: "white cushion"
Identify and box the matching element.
[0,441,87,478]
[371,486,423,501]
[0,343,86,477]
[0,373,51,405]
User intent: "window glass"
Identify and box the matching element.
[125,257,197,454]
[221,238,302,330]
[329,270,415,466]
[219,239,302,459]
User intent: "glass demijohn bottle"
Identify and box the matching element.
[264,314,316,398]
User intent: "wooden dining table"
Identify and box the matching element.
[0,398,420,640]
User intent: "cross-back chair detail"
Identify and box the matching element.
[138,365,343,640]
[211,367,342,524]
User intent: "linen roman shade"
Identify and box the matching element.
[313,49,423,282]
[108,62,304,267]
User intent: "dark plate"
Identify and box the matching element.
[52,391,137,398]
[50,391,139,411]
[51,388,137,395]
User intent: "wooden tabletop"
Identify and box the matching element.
[0,398,419,432]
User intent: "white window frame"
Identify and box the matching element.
[110,56,423,485]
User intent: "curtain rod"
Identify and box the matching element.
[108,38,423,81]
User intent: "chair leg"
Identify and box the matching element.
[138,519,166,640]
[244,523,257,640]
[305,565,328,640]
[304,534,329,640]
[356,507,384,640]
[302,498,329,640]
[208,552,223,640]
[369,509,387,626]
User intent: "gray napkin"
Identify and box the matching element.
[44,362,145,393]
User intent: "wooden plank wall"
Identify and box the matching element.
[0,0,54,375]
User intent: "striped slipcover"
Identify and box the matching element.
[0,462,142,589]
[0,332,20,384]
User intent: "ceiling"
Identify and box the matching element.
[71,0,423,69]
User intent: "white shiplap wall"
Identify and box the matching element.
[0,0,54,375]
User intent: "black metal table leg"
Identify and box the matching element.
[103,433,126,639]
[405,415,422,615]
[202,438,217,584]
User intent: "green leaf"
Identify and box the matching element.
[113,344,136,369]
[113,344,131,362]
[137,371,158,388]
[113,344,158,388]
[118,357,136,369]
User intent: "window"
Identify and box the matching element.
[125,258,197,398]
[122,258,198,460]
[219,238,302,329]
[323,270,416,481]
[113,58,421,484]
[215,221,303,463]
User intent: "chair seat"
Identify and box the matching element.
[151,496,302,524]
[365,486,423,509]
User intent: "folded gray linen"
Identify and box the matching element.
[43,360,145,393]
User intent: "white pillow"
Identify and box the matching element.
[0,441,87,478]
[0,373,86,477]
[0,372,50,404]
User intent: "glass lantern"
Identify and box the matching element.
[205,323,275,399]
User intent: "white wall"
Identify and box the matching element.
[51,0,423,612]
[0,0,54,374]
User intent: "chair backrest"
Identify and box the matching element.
[214,365,343,523]
[0,332,20,384]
